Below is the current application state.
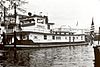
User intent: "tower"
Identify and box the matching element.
[90,17,95,45]
[90,17,95,35]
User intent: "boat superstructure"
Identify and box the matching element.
[0,3,90,47]
[0,13,89,45]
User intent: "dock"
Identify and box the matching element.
[93,45,100,67]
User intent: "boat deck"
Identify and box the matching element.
[4,42,89,48]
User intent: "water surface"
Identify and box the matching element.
[29,45,94,67]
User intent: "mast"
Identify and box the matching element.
[3,7,6,24]
[14,3,17,64]
[14,3,17,23]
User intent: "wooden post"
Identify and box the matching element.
[14,31,17,64]
[14,3,17,64]
[93,46,100,67]
[69,33,71,43]
[14,31,16,48]
[2,32,5,48]
[73,36,75,43]
[2,32,6,67]
[98,27,100,45]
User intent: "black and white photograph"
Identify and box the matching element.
[0,0,100,67]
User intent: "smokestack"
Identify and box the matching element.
[28,12,32,16]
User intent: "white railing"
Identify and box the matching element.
[33,28,50,33]
[52,28,89,34]
[22,27,50,33]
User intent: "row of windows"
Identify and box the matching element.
[50,30,74,35]
[43,35,84,40]
[33,35,84,40]
[44,35,61,40]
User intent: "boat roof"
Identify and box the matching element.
[9,31,86,36]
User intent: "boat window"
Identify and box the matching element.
[34,36,38,39]
[37,19,44,24]
[61,33,64,34]
[56,36,61,40]
[65,37,67,39]
[77,37,78,39]
[52,36,55,40]
[48,25,50,29]
[73,37,75,39]
[44,35,47,40]
[81,36,83,40]
[22,35,26,39]
[50,29,52,33]
[55,32,57,34]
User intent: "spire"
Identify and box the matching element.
[90,17,95,45]
[90,17,94,32]
[91,17,94,25]
[76,21,78,26]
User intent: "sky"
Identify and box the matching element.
[22,0,100,30]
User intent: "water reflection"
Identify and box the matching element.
[29,45,94,67]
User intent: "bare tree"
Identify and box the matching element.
[0,0,28,15]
